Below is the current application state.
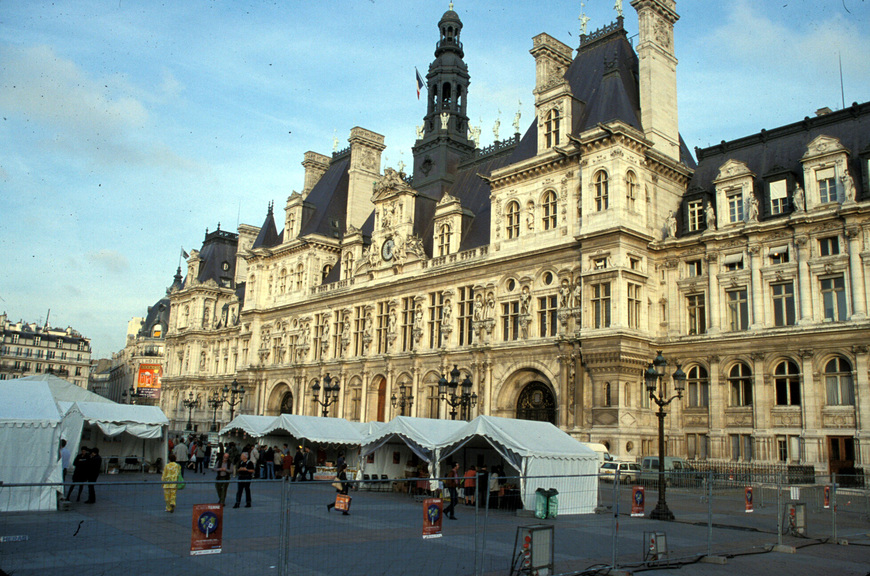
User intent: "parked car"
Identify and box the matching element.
[639,456,702,487]
[599,461,641,483]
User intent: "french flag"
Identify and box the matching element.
[416,68,424,99]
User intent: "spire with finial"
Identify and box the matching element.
[332,129,339,152]
[579,2,590,36]
[614,0,623,18]
[449,1,454,10]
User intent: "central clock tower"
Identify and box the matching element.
[367,168,425,271]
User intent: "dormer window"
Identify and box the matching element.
[593,257,607,270]
[594,171,609,211]
[769,180,788,215]
[343,252,354,279]
[322,264,332,282]
[545,108,560,148]
[438,224,452,256]
[687,200,703,232]
[727,191,744,223]
[816,167,837,203]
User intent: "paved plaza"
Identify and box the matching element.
[1,475,868,576]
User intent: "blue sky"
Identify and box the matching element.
[2,0,869,359]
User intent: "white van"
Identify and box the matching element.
[580,442,613,466]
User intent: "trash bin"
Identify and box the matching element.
[546,488,559,518]
[535,488,549,519]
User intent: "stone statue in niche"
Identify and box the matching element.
[520,286,531,315]
[473,293,484,321]
[665,210,677,239]
[748,194,759,222]
[705,201,716,230]
[842,173,857,203]
[792,183,805,212]
[559,279,571,309]
[440,112,450,130]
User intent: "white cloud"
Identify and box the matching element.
[86,249,129,274]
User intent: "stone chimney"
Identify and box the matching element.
[346,127,386,230]
[301,151,330,197]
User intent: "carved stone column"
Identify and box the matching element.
[707,355,725,459]
[706,252,720,333]
[846,228,867,319]
[748,246,764,329]
[852,345,870,468]
[360,369,370,422]
[795,236,813,324]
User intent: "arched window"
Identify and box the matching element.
[438,224,452,256]
[343,252,354,280]
[774,360,801,406]
[279,391,293,414]
[626,171,638,211]
[278,268,287,293]
[728,363,752,406]
[295,263,304,290]
[603,382,612,407]
[545,108,560,148]
[321,264,332,283]
[825,357,854,406]
[442,82,452,109]
[594,171,609,211]
[686,365,709,407]
[542,190,557,230]
[506,201,520,239]
[516,382,556,424]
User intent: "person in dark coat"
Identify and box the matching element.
[85,447,102,503]
[303,446,315,481]
[67,446,90,501]
[293,447,305,482]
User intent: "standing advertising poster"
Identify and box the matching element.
[136,363,163,399]
[190,504,223,555]
[823,485,831,509]
[422,498,443,539]
[744,487,754,513]
[631,486,645,517]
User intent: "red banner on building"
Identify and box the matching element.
[190,504,223,555]
[136,364,162,399]
[744,487,754,513]
[631,486,645,517]
[422,498,443,539]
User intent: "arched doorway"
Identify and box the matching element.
[516,382,556,424]
[376,378,387,422]
[279,391,293,414]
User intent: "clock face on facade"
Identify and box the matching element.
[382,238,395,261]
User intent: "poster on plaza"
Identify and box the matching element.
[631,486,644,517]
[136,363,163,399]
[744,487,753,513]
[823,485,831,509]
[422,498,443,539]
[190,504,223,555]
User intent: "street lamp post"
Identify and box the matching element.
[390,381,414,416]
[222,379,246,422]
[312,373,340,417]
[438,365,477,420]
[207,391,224,432]
[122,385,143,405]
[643,350,686,521]
[182,391,200,431]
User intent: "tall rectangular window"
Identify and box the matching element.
[687,293,706,335]
[770,180,788,214]
[687,260,703,277]
[376,301,389,354]
[771,282,795,326]
[686,434,709,460]
[821,275,847,321]
[502,300,520,341]
[401,297,415,352]
[730,434,753,461]
[726,288,749,331]
[331,311,345,359]
[817,167,836,203]
[457,286,474,346]
[728,192,744,223]
[627,283,641,329]
[427,291,444,349]
[353,306,365,357]
[591,283,611,328]
[687,200,703,232]
[312,313,325,361]
[538,295,557,337]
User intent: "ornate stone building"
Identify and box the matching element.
[159,2,870,476]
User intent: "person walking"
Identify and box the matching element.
[161,454,182,513]
[173,438,189,476]
[203,443,212,475]
[67,446,90,501]
[195,442,206,474]
[84,447,101,504]
[293,446,305,482]
[303,446,315,481]
[463,465,476,505]
[326,462,350,515]
[264,445,275,479]
[60,439,71,483]
[215,452,231,506]
[232,452,254,508]
[444,462,459,520]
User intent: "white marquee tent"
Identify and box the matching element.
[359,416,467,480]
[438,415,599,514]
[0,380,64,511]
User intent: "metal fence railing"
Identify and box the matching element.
[0,471,868,576]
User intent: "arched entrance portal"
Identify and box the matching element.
[376,378,387,422]
[516,382,556,424]
[279,391,293,414]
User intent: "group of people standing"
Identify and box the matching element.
[447,463,507,515]
[65,445,102,503]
